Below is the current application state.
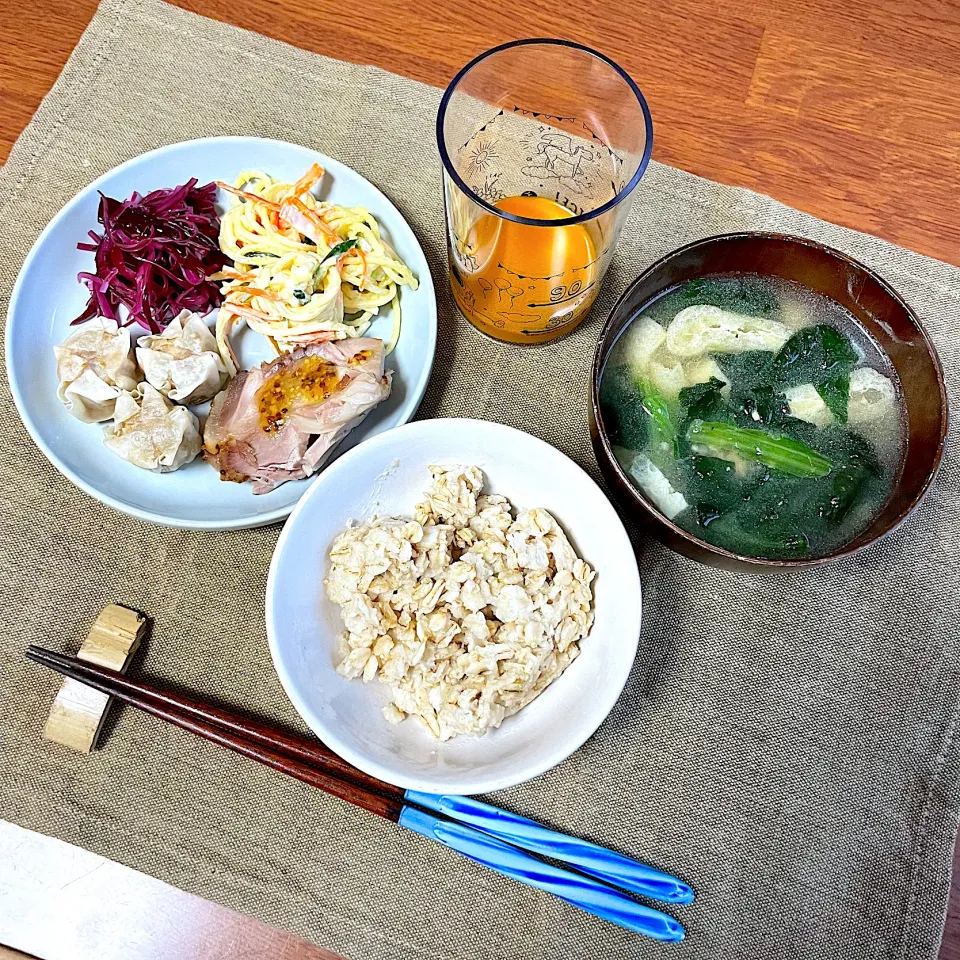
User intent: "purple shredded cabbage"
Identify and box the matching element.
[73,179,226,332]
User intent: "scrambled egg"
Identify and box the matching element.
[325,465,595,740]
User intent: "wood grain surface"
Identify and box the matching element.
[0,0,958,958]
[2,0,958,266]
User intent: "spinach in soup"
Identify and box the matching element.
[600,275,904,559]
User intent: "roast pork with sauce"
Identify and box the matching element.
[203,338,391,493]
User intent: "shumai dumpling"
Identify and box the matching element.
[103,384,201,472]
[54,317,139,422]
[136,310,228,404]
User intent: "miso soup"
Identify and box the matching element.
[598,274,905,559]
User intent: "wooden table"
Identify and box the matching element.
[1,0,957,957]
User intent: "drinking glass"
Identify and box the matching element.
[437,39,653,344]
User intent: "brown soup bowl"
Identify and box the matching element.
[589,232,949,572]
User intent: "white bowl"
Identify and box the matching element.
[266,418,642,795]
[5,137,437,529]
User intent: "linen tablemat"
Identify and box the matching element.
[1,1,958,958]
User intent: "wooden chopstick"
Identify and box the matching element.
[25,644,694,938]
[30,644,395,796]
[26,645,405,821]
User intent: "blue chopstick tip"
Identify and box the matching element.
[669,882,695,905]
[665,919,685,942]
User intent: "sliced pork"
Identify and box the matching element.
[203,338,391,493]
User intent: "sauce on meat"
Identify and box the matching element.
[256,355,345,433]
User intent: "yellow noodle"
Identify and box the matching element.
[215,168,416,361]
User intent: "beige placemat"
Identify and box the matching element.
[1,2,958,958]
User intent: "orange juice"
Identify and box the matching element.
[449,195,599,344]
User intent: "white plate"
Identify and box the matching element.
[5,137,437,529]
[266,419,642,795]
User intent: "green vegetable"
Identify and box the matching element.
[678,276,779,316]
[320,238,360,265]
[638,378,677,458]
[676,377,793,451]
[713,326,857,426]
[718,469,814,555]
[710,325,856,425]
[244,251,280,259]
[816,467,867,525]
[773,414,821,448]
[769,324,857,382]
[793,427,885,528]
[687,420,832,478]
[839,429,883,476]
[713,350,774,390]
[703,512,810,557]
[817,374,850,423]
[599,367,679,458]
[312,238,361,287]
[684,455,743,517]
[292,289,311,304]
[599,364,648,449]
[678,378,728,424]
[732,385,789,429]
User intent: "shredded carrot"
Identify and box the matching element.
[223,301,273,323]
[285,198,339,243]
[210,268,251,281]
[291,162,325,199]
[230,287,284,302]
[216,181,282,212]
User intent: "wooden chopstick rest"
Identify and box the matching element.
[42,603,147,753]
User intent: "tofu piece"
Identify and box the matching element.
[779,300,811,330]
[848,367,897,427]
[618,317,666,376]
[666,304,791,357]
[647,346,687,400]
[616,449,688,520]
[684,356,730,395]
[785,383,835,428]
[648,360,686,400]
